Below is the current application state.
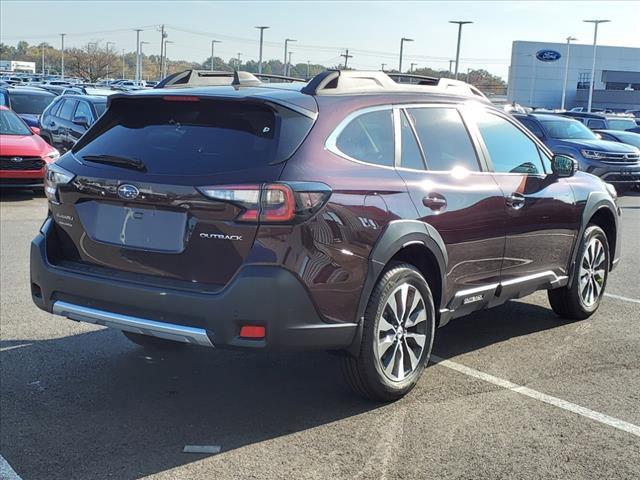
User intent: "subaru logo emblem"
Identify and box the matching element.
[10,157,23,163]
[117,184,139,200]
[535,49,562,62]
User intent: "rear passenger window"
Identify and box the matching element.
[336,109,394,167]
[476,111,545,175]
[59,99,77,121]
[49,98,63,117]
[407,107,479,172]
[400,111,425,170]
[587,119,606,129]
[74,101,93,122]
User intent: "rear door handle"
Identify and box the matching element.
[423,194,447,211]
[505,192,526,210]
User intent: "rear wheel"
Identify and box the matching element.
[548,225,609,320]
[342,263,435,402]
[122,331,188,350]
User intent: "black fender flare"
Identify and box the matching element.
[345,220,447,356]
[568,191,619,284]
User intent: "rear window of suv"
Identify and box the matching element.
[73,97,313,175]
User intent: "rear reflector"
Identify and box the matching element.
[239,325,266,339]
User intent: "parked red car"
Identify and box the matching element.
[0,106,59,188]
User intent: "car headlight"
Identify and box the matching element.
[604,182,617,200]
[44,148,60,161]
[44,163,74,203]
[581,149,606,160]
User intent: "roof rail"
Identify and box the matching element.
[155,70,262,89]
[302,69,488,100]
[254,73,306,83]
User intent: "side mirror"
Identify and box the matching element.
[73,116,90,128]
[30,126,41,135]
[551,154,578,178]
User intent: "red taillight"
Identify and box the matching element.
[162,95,200,102]
[239,325,265,339]
[197,183,330,224]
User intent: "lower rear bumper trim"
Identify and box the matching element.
[52,300,214,347]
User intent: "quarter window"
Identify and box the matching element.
[335,109,394,167]
[407,107,479,172]
[400,111,425,170]
[58,99,77,121]
[74,101,93,123]
[476,111,546,175]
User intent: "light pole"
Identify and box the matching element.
[60,33,66,79]
[237,52,242,70]
[284,38,296,76]
[398,37,413,73]
[449,59,455,73]
[40,43,45,76]
[122,49,126,79]
[106,41,114,79]
[139,41,149,81]
[134,29,142,82]
[524,53,537,107]
[561,36,577,110]
[449,21,473,79]
[255,26,269,75]
[210,40,221,71]
[410,62,417,73]
[163,40,174,77]
[584,19,610,113]
[381,63,386,71]
[288,51,294,74]
[307,60,311,79]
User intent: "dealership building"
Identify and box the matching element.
[507,41,640,111]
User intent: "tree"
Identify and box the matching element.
[65,43,119,82]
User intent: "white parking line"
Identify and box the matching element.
[0,454,22,480]
[431,355,640,438]
[604,293,640,304]
[0,343,32,353]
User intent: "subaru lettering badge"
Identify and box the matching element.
[536,50,562,62]
[117,184,140,200]
[10,157,23,163]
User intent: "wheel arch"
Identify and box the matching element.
[345,220,447,356]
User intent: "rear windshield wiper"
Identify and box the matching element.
[81,154,146,171]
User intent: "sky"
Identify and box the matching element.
[1,0,639,79]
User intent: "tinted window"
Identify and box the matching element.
[74,101,93,122]
[518,118,544,139]
[539,119,597,140]
[7,92,55,114]
[0,93,7,107]
[59,99,77,121]
[476,111,545,175]
[400,110,424,170]
[607,118,637,131]
[94,102,107,117]
[407,107,479,172]
[586,119,607,129]
[74,98,312,175]
[49,98,63,117]
[336,109,394,167]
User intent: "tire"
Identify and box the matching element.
[548,225,610,320]
[342,263,436,402]
[122,331,188,350]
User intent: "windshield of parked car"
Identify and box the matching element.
[0,109,32,135]
[611,131,640,148]
[8,92,55,115]
[607,118,637,131]
[539,119,597,140]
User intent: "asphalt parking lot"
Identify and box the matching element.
[1,190,639,480]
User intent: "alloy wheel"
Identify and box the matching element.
[579,237,606,307]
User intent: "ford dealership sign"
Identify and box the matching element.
[536,50,562,62]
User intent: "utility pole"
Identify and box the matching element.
[237,52,242,70]
[158,25,167,81]
[449,21,473,79]
[584,19,610,112]
[340,49,353,69]
[210,39,221,71]
[288,51,294,75]
[134,29,142,82]
[306,60,311,79]
[106,41,114,79]
[449,59,455,73]
[60,33,66,79]
[284,38,296,75]
[561,36,577,110]
[41,44,45,76]
[255,26,269,74]
[139,41,149,81]
[399,37,413,73]
[122,49,125,79]
[381,63,386,71]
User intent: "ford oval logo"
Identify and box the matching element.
[117,184,139,200]
[536,49,562,62]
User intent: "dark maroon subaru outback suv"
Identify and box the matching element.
[31,70,621,401]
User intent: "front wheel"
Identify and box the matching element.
[341,263,435,402]
[548,225,609,320]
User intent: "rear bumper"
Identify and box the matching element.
[31,219,357,351]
